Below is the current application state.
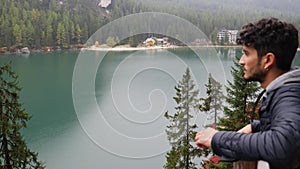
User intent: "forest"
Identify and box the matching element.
[0,0,299,51]
[0,0,144,50]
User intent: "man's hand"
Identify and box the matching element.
[195,127,218,148]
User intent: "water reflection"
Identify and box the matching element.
[0,48,299,168]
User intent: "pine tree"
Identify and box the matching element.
[56,22,67,47]
[203,56,260,169]
[0,62,45,169]
[164,68,203,169]
[164,147,181,169]
[75,24,82,44]
[70,21,76,44]
[24,20,35,47]
[218,56,260,131]
[202,73,224,127]
[129,31,138,47]
[13,24,22,47]
[199,74,230,169]
[45,22,54,46]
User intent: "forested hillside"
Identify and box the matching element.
[137,0,300,40]
[0,0,299,50]
[0,0,144,49]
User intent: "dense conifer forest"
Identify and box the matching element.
[0,0,299,50]
[0,0,144,49]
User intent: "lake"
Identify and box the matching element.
[0,48,299,169]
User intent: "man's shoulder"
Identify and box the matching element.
[276,84,300,94]
[269,84,300,107]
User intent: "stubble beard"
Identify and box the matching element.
[243,59,266,83]
[244,72,265,83]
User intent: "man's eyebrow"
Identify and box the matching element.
[242,49,249,54]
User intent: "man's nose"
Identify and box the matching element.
[239,55,245,65]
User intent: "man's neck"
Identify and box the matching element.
[261,69,288,89]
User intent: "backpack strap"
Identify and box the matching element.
[251,90,266,123]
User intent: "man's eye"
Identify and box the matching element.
[242,50,248,55]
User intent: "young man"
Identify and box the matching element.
[195,18,300,169]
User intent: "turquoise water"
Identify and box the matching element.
[0,48,299,168]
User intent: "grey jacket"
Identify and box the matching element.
[211,68,300,169]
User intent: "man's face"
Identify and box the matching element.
[239,45,266,82]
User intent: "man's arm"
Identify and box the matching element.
[237,120,261,134]
[237,124,252,133]
[195,121,260,147]
[210,90,300,168]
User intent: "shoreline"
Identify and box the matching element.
[1,46,299,54]
[81,45,184,51]
[81,45,242,52]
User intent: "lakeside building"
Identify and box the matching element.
[217,29,238,45]
[143,37,169,47]
[143,38,156,47]
[98,0,112,8]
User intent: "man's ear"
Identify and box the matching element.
[264,52,276,70]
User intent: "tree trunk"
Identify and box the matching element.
[1,97,12,169]
[233,161,257,169]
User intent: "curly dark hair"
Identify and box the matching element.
[237,17,299,71]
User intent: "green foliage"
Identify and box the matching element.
[1,0,299,49]
[56,22,67,47]
[218,162,233,169]
[201,73,224,126]
[202,155,233,169]
[137,0,300,38]
[75,23,82,44]
[200,74,227,169]
[164,147,181,169]
[210,27,219,45]
[13,24,22,46]
[218,56,260,131]
[0,0,145,48]
[106,36,117,47]
[129,31,139,47]
[208,161,233,169]
[0,62,45,169]
[164,68,204,169]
